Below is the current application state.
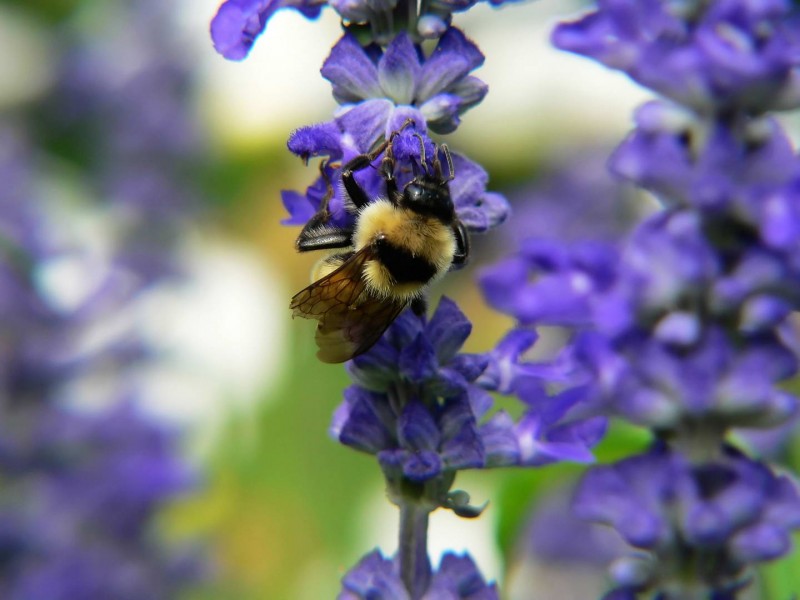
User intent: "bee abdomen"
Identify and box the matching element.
[373,236,438,284]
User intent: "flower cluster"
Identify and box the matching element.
[0,128,202,598]
[210,0,520,61]
[573,443,800,597]
[0,0,210,595]
[208,0,626,596]
[282,26,507,238]
[44,0,207,281]
[340,550,498,600]
[479,1,800,597]
[332,296,605,495]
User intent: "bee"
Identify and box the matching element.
[290,125,470,363]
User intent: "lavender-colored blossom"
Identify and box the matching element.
[580,327,797,430]
[210,0,325,60]
[284,27,490,197]
[479,238,618,327]
[331,297,491,482]
[284,126,508,233]
[0,240,203,595]
[331,297,605,484]
[320,29,487,135]
[210,0,519,59]
[573,444,800,595]
[482,222,800,431]
[553,0,800,113]
[339,550,498,599]
[523,486,629,567]
[610,102,800,210]
[483,8,800,585]
[43,1,208,282]
[0,18,205,587]
[0,403,200,600]
[505,150,643,245]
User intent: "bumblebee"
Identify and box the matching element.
[290,126,470,363]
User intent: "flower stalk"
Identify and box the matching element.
[210,0,625,597]
[398,501,432,599]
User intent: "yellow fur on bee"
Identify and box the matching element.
[311,253,348,282]
[353,200,456,300]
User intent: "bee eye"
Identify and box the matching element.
[405,183,424,204]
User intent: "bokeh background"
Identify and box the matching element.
[2,0,799,598]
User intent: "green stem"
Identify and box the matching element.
[398,502,431,599]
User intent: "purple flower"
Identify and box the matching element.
[479,384,606,468]
[522,486,629,567]
[0,98,204,597]
[479,238,618,327]
[573,444,800,595]
[581,327,797,430]
[339,550,498,599]
[210,0,325,60]
[332,297,605,482]
[285,127,508,233]
[553,0,800,113]
[610,102,800,211]
[331,297,491,481]
[320,29,487,135]
[47,3,208,282]
[504,149,642,245]
[0,403,201,600]
[482,207,800,431]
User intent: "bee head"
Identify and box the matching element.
[402,176,455,222]
[399,137,455,223]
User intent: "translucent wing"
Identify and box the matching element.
[290,246,408,363]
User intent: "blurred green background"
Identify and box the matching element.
[3,0,800,598]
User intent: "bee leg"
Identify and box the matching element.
[410,296,427,316]
[296,222,352,252]
[306,160,335,224]
[341,139,392,209]
[451,221,470,269]
[296,161,354,253]
[342,120,419,209]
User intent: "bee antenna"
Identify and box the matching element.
[439,144,455,181]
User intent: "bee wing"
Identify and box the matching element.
[315,294,407,363]
[290,247,407,363]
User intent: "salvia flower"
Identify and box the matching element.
[321,28,487,135]
[609,102,800,209]
[210,0,326,60]
[0,129,203,597]
[283,127,508,234]
[339,550,498,599]
[573,444,800,596]
[285,27,489,174]
[211,0,521,60]
[482,209,800,433]
[503,0,800,596]
[0,403,200,600]
[479,237,619,328]
[552,0,800,113]
[332,297,606,487]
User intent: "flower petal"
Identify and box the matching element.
[322,34,383,104]
[377,33,421,105]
